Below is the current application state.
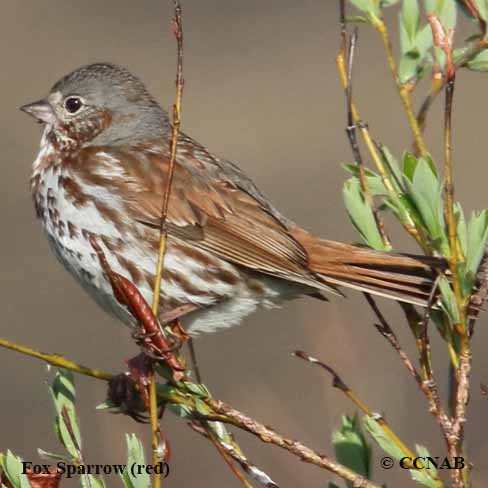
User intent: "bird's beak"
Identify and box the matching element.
[20,99,56,125]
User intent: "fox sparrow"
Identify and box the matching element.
[21,63,441,335]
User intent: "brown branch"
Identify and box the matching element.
[148,3,185,487]
[368,15,428,156]
[293,350,444,485]
[152,1,185,312]
[427,17,471,486]
[202,423,255,488]
[188,422,279,488]
[293,351,412,456]
[205,398,382,488]
[0,331,383,487]
[365,296,452,438]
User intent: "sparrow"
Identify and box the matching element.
[21,63,441,335]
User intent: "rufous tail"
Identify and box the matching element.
[292,229,444,307]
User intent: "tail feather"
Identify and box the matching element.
[299,235,445,307]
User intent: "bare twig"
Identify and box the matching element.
[152,0,185,316]
[363,296,422,387]
[365,295,452,440]
[148,3,185,486]
[189,422,279,488]
[368,15,428,156]
[343,28,390,248]
[203,423,255,488]
[293,350,444,486]
[336,2,423,248]
[427,20,471,486]
[293,352,410,456]
[205,398,382,488]
[188,338,202,383]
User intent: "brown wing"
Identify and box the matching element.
[77,142,337,292]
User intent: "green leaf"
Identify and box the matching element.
[404,152,437,179]
[415,24,434,55]
[120,434,151,488]
[456,203,467,257]
[379,145,403,188]
[343,178,389,250]
[37,448,70,463]
[0,451,31,488]
[345,15,369,23]
[168,403,193,418]
[81,474,106,488]
[415,445,438,478]
[364,415,405,460]
[401,0,420,41]
[439,275,460,323]
[50,369,82,460]
[332,414,372,485]
[403,155,447,253]
[467,48,488,71]
[465,209,488,292]
[399,50,422,83]
[183,382,210,398]
[397,1,432,82]
[342,164,387,196]
[381,0,401,6]
[471,0,488,21]
[349,0,381,16]
[403,151,419,181]
[410,469,439,488]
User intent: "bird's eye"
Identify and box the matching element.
[64,96,83,114]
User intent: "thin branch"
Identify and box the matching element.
[205,399,382,488]
[149,3,185,487]
[293,352,412,457]
[416,36,488,138]
[418,275,447,382]
[203,423,255,488]
[335,8,423,247]
[445,90,471,483]
[188,421,279,488]
[0,337,113,381]
[443,78,465,315]
[369,16,428,156]
[365,295,452,438]
[0,333,383,487]
[188,338,202,383]
[344,28,390,248]
[364,296,422,387]
[152,0,185,316]
[293,350,444,486]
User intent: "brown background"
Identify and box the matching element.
[1,1,488,487]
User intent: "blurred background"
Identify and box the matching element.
[2,1,488,486]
